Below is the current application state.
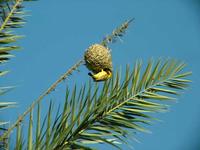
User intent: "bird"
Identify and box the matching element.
[88,68,112,82]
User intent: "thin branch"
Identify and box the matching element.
[0,59,84,141]
[101,18,134,47]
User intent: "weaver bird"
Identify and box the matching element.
[88,68,112,82]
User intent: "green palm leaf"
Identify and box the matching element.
[0,0,33,126]
[53,59,191,149]
[14,59,190,149]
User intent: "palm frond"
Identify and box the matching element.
[13,59,191,149]
[0,0,27,61]
[0,0,33,127]
[52,59,191,149]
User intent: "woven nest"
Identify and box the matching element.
[84,44,112,73]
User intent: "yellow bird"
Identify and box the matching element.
[88,69,112,82]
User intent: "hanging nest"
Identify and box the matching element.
[84,44,113,74]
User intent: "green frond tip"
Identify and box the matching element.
[0,71,9,77]
[0,102,16,127]
[0,102,16,109]
[0,86,15,96]
[0,35,23,44]
[0,122,9,126]
[0,46,20,52]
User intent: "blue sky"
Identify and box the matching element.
[2,0,200,149]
